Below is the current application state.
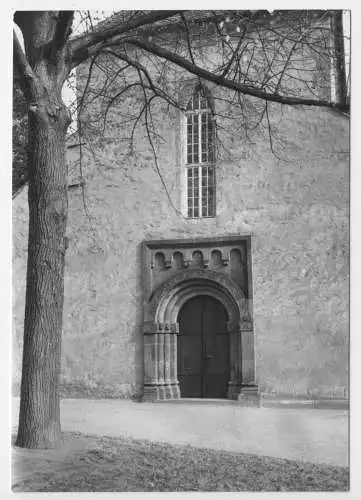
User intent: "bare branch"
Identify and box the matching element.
[127,38,348,110]
[13,11,29,33]
[265,101,283,161]
[180,12,196,66]
[273,31,308,93]
[102,82,143,133]
[101,48,181,109]
[13,29,38,101]
[54,11,75,51]
[70,10,183,67]
[221,25,248,78]
[139,74,185,218]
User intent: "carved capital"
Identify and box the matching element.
[143,322,179,334]
[239,321,253,331]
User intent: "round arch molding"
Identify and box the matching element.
[143,268,259,403]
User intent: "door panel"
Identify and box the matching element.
[203,333,229,398]
[177,295,229,398]
[204,335,229,376]
[179,296,202,334]
[177,300,202,398]
[203,375,228,399]
[202,297,227,334]
[178,375,202,398]
[178,336,202,375]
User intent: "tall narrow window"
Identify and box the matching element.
[186,86,216,218]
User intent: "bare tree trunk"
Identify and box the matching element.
[13,10,73,449]
[15,90,70,449]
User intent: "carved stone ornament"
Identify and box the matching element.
[141,236,258,402]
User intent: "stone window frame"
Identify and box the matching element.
[182,84,217,219]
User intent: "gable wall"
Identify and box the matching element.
[12,35,349,399]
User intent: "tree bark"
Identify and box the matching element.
[13,11,73,449]
[15,86,70,449]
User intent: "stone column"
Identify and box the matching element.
[156,333,166,400]
[143,323,180,401]
[164,333,172,399]
[237,319,259,406]
[227,326,241,399]
[168,324,181,398]
[143,328,160,401]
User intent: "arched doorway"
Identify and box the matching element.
[143,266,258,402]
[177,295,230,398]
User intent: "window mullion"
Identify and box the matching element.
[198,112,201,164]
[192,167,194,218]
[198,167,201,215]
[205,167,209,215]
[198,112,201,214]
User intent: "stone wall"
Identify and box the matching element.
[12,42,349,400]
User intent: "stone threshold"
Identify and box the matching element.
[150,397,349,410]
[152,398,239,406]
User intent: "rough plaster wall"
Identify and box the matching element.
[218,108,349,398]
[12,56,349,400]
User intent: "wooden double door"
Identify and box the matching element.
[177,295,230,399]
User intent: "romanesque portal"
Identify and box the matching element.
[142,237,259,402]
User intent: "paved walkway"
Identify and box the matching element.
[12,398,348,467]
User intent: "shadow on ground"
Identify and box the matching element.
[12,431,349,492]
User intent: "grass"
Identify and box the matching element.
[12,431,349,492]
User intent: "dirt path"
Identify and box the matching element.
[12,398,348,468]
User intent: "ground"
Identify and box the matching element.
[13,431,348,492]
[12,397,349,491]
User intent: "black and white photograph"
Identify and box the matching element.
[7,5,355,494]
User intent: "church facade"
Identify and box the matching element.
[13,14,349,402]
